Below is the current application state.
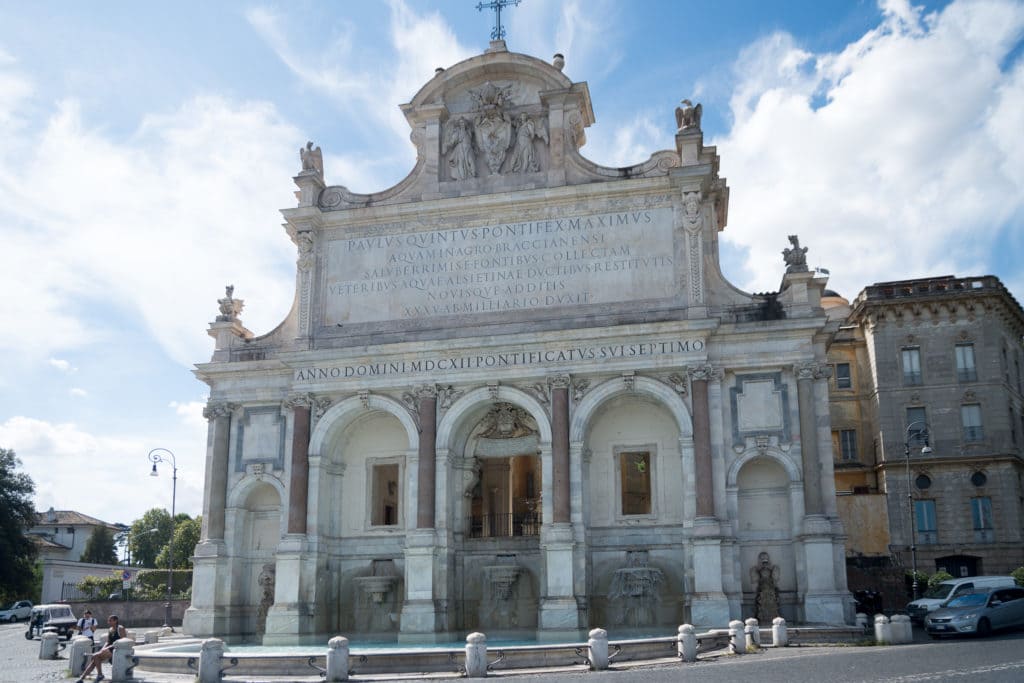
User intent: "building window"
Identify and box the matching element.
[906,407,928,444]
[970,471,987,487]
[902,347,922,385]
[370,463,400,526]
[971,496,994,542]
[619,450,652,516]
[915,499,937,544]
[955,343,977,382]
[961,404,984,442]
[834,429,857,461]
[915,474,932,490]
[835,363,852,390]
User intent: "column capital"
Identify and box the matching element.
[548,374,571,390]
[203,401,236,420]
[793,361,832,381]
[687,364,723,382]
[283,393,314,410]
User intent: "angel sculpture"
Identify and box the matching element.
[299,141,323,176]
[508,113,549,173]
[442,117,477,180]
[675,99,703,132]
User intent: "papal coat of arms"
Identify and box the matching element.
[470,82,515,174]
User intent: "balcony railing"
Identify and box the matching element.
[467,512,541,538]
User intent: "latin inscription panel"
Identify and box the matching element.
[322,207,676,325]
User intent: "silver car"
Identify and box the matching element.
[0,600,33,622]
[925,586,1024,638]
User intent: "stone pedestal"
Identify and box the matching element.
[111,638,136,682]
[539,523,580,633]
[183,540,230,637]
[263,535,313,645]
[690,526,730,626]
[400,530,440,635]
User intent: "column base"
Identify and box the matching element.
[689,594,731,628]
[399,599,442,635]
[538,597,582,631]
[802,592,852,625]
[182,607,229,638]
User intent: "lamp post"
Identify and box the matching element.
[904,421,933,600]
[148,448,177,630]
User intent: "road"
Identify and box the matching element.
[2,620,1024,682]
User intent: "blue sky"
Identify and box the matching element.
[1,0,1022,527]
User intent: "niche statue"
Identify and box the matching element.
[750,552,780,624]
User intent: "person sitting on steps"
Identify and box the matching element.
[76,614,127,683]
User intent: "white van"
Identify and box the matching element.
[907,576,1017,622]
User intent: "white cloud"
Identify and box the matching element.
[711,0,1024,298]
[0,415,206,524]
[0,90,302,365]
[585,114,663,168]
[509,0,623,81]
[48,358,72,372]
[69,388,87,398]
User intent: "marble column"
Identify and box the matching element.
[689,371,714,518]
[202,402,233,541]
[416,385,438,528]
[550,375,571,524]
[795,363,828,516]
[286,398,311,535]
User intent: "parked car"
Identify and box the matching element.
[907,575,1017,623]
[23,604,77,640]
[924,586,1024,638]
[0,600,33,623]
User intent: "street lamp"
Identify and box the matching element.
[148,447,177,630]
[904,421,933,600]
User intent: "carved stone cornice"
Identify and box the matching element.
[283,393,314,411]
[437,385,463,410]
[793,362,832,381]
[402,384,439,413]
[203,401,236,421]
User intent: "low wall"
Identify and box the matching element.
[67,600,190,628]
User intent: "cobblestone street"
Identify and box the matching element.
[0,621,72,682]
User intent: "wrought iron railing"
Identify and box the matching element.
[467,512,541,538]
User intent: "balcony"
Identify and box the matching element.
[467,512,541,538]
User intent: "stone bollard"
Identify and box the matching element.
[745,617,761,650]
[873,614,892,645]
[771,616,788,647]
[69,636,93,676]
[111,638,136,682]
[677,624,697,662]
[198,638,225,683]
[890,614,911,644]
[587,628,609,670]
[144,629,161,644]
[39,632,60,659]
[327,636,350,681]
[465,632,488,678]
[728,619,745,654]
[856,612,868,630]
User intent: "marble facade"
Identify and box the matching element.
[183,41,851,643]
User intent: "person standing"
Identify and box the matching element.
[76,609,98,644]
[76,614,126,683]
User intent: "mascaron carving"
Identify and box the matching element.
[687,365,723,382]
[793,362,831,381]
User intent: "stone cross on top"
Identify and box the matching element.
[476,0,521,40]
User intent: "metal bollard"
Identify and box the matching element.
[745,617,761,649]
[111,638,136,682]
[326,636,350,681]
[39,632,60,660]
[465,632,488,678]
[728,619,745,654]
[69,636,93,676]
[198,638,225,683]
[587,628,609,670]
[677,624,697,662]
[873,614,892,645]
[772,616,788,647]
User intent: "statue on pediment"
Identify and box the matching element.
[299,141,323,177]
[442,117,477,180]
[470,82,515,174]
[675,99,702,132]
[783,234,809,273]
[508,113,548,173]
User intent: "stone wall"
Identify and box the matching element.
[67,600,190,628]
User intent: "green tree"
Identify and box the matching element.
[129,508,173,568]
[156,515,201,569]
[0,448,38,603]
[80,525,118,565]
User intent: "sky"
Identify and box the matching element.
[1,0,1022,530]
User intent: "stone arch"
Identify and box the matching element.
[726,448,801,488]
[227,472,288,511]
[309,393,418,458]
[570,375,692,442]
[437,385,553,448]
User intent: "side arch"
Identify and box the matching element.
[726,448,802,487]
[570,375,693,442]
[309,393,418,458]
